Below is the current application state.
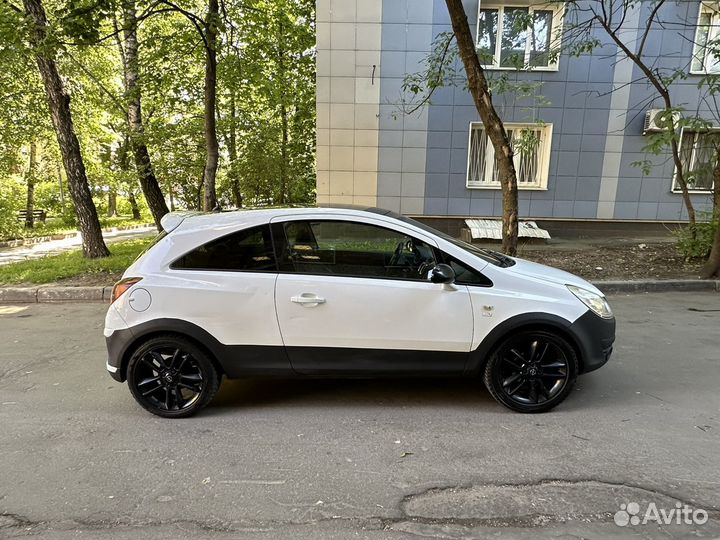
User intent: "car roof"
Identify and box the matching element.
[163,205,399,233]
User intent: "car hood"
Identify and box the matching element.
[505,257,605,296]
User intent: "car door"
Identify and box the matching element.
[272,216,474,375]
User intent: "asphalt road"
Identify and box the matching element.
[0,292,719,540]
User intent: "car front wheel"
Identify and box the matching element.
[127,335,220,418]
[483,330,578,413]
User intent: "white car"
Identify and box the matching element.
[104,206,615,417]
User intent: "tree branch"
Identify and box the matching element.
[64,50,128,116]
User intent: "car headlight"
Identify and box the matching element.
[567,285,613,319]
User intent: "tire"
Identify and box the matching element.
[127,335,220,418]
[483,330,578,413]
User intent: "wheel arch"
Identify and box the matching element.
[465,313,585,375]
[116,320,226,382]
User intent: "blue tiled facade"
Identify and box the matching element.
[374,0,715,221]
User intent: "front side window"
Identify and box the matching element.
[467,122,552,189]
[171,224,277,271]
[277,220,437,281]
[477,4,561,70]
[692,2,720,73]
[446,257,493,286]
[673,129,720,192]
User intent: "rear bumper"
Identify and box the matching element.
[105,327,134,382]
[569,310,616,374]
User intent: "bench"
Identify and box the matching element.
[461,219,551,243]
[17,210,47,223]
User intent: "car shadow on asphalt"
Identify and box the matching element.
[204,365,620,416]
[208,377,497,412]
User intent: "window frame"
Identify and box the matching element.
[168,224,280,273]
[271,218,444,283]
[691,1,720,75]
[465,121,553,190]
[476,2,564,72]
[672,127,719,193]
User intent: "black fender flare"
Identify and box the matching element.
[464,312,583,374]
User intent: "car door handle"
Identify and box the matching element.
[291,294,326,306]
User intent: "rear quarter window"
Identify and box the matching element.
[170,224,277,272]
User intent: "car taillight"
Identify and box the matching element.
[111,277,142,304]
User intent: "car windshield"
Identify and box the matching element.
[367,208,516,268]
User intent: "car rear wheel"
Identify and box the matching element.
[127,335,220,418]
[483,330,578,413]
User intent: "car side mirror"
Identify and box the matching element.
[429,263,455,284]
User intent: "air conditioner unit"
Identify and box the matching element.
[643,109,679,134]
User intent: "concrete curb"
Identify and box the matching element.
[0,286,111,304]
[0,279,718,304]
[0,223,155,249]
[593,279,720,294]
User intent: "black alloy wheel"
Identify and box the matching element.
[483,330,578,413]
[127,335,220,418]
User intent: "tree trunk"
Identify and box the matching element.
[24,0,110,258]
[280,102,289,204]
[128,190,141,220]
[57,163,65,204]
[25,142,37,229]
[667,108,696,226]
[119,0,169,230]
[445,0,518,255]
[202,0,219,211]
[277,17,289,205]
[701,150,720,278]
[228,89,242,208]
[107,189,118,217]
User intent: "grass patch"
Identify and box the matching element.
[1,215,152,242]
[0,238,153,285]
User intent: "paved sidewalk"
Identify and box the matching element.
[0,226,157,266]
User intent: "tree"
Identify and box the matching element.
[444,0,519,255]
[201,0,219,210]
[564,0,697,228]
[21,0,110,257]
[24,142,37,228]
[703,159,720,277]
[115,0,170,229]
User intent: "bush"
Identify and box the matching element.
[673,214,718,259]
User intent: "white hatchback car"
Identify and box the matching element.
[105,206,615,417]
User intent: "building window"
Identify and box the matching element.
[673,129,719,192]
[466,122,553,190]
[692,2,720,73]
[476,4,563,70]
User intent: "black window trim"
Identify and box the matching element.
[166,218,494,287]
[437,251,494,288]
[270,218,443,284]
[168,224,280,273]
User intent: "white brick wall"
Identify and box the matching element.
[316,0,382,206]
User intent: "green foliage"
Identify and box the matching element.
[0,180,23,239]
[1,0,316,230]
[673,214,718,259]
[58,0,114,44]
[0,237,152,285]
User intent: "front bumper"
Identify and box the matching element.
[569,310,616,373]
